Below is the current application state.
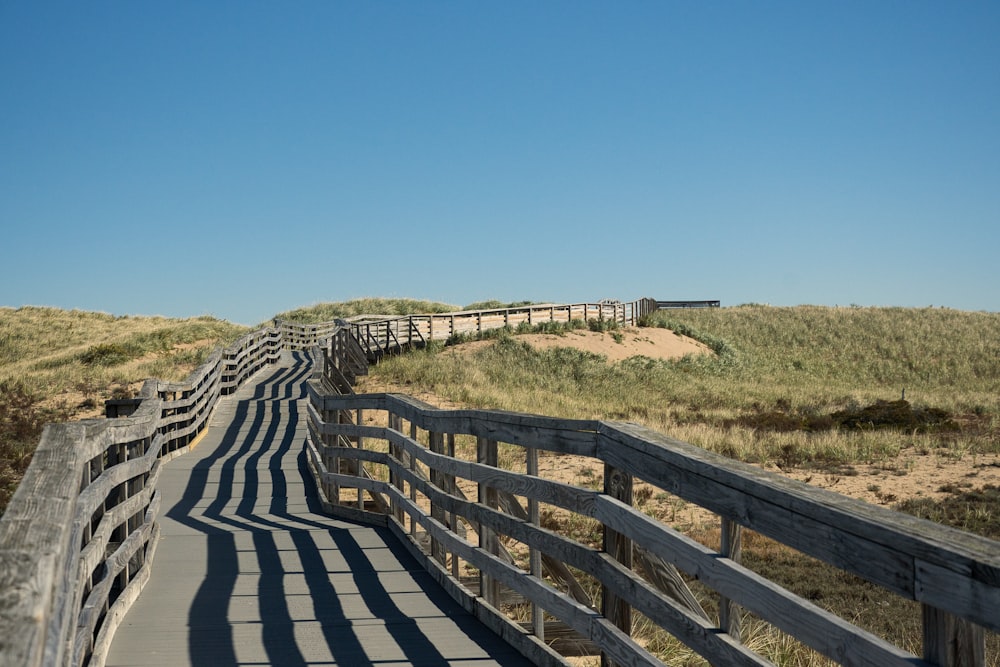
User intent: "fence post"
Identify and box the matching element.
[356,408,364,509]
[602,464,633,667]
[410,422,420,537]
[922,605,984,667]
[429,430,447,567]
[719,517,743,640]
[527,447,544,641]
[388,414,403,523]
[447,433,460,578]
[478,436,500,608]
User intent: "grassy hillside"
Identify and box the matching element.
[359,305,1000,665]
[2,301,997,663]
[363,304,1000,467]
[1,306,249,513]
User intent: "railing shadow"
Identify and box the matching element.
[164,352,525,666]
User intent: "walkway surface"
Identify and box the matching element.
[106,352,534,667]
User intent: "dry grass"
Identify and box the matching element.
[0,306,248,514]
[352,304,1000,665]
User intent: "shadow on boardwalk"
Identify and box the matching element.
[107,353,532,667]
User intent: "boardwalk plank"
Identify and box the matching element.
[106,352,534,667]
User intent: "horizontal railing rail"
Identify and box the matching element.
[343,299,660,361]
[0,296,728,667]
[656,300,721,309]
[0,324,290,667]
[306,385,998,667]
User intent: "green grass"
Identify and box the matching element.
[364,305,1000,467]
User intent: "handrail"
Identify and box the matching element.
[2,295,800,667]
[342,299,659,361]
[656,300,720,309]
[0,325,286,667]
[306,384,998,666]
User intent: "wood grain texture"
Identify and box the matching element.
[309,375,997,666]
[0,324,292,667]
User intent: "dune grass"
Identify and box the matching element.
[357,303,1000,665]
[3,301,998,663]
[363,305,1000,468]
[271,298,459,324]
[0,306,249,514]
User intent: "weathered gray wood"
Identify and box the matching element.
[593,490,924,667]
[597,422,1000,634]
[101,351,534,667]
[0,326,299,667]
[922,604,985,667]
[525,447,544,640]
[310,386,976,665]
[495,489,594,607]
[602,464,634,667]
[389,457,771,666]
[719,517,743,639]
[633,545,708,622]
[478,437,501,609]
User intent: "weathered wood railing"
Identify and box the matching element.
[0,326,282,667]
[0,296,655,667]
[306,379,998,665]
[656,300,721,309]
[340,299,659,361]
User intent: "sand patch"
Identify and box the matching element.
[445,327,712,363]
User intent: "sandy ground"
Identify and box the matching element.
[445,326,713,362]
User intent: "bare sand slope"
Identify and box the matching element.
[449,326,712,362]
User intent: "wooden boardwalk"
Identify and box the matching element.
[105,352,534,667]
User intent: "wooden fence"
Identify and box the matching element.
[307,346,998,666]
[9,295,994,667]
[0,327,282,667]
[339,299,659,361]
[656,300,721,309]
[0,297,654,667]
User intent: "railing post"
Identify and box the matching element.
[447,433,460,579]
[602,463,633,667]
[719,517,743,641]
[388,413,402,522]
[429,430,447,567]
[478,436,500,608]
[922,605,984,667]
[527,446,544,641]
[355,408,364,509]
[410,422,419,537]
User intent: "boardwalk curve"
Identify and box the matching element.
[105,352,532,666]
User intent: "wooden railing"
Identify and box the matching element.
[342,299,658,361]
[0,297,654,667]
[0,327,283,667]
[15,295,992,667]
[656,300,721,309]
[306,374,998,665]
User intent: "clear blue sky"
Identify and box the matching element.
[2,2,998,325]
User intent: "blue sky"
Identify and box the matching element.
[2,2,998,325]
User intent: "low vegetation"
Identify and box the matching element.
[366,305,999,468]
[272,297,458,324]
[3,300,998,664]
[356,303,1000,665]
[0,306,248,514]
